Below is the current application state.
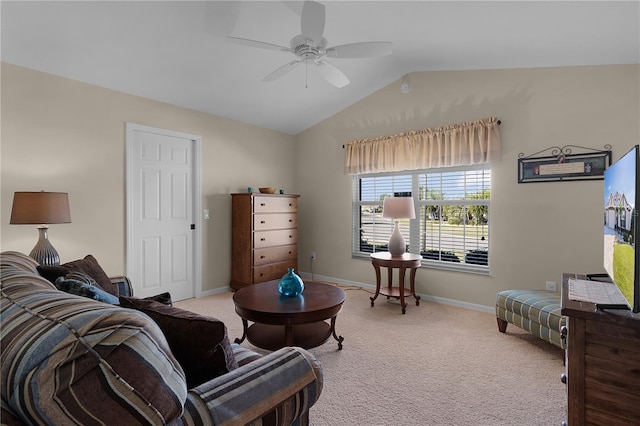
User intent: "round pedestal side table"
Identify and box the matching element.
[370,252,422,314]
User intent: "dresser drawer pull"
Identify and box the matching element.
[260,220,266,224]
[261,238,266,241]
[289,235,293,238]
[260,203,266,206]
[260,255,266,259]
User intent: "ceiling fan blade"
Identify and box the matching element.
[326,42,393,58]
[301,1,325,45]
[314,60,349,88]
[228,36,292,53]
[262,60,302,82]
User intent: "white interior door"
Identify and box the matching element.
[126,123,201,301]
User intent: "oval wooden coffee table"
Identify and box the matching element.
[233,280,345,351]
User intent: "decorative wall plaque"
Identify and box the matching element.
[517,145,612,183]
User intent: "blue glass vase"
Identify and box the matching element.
[278,267,304,297]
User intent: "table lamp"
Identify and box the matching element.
[382,196,415,256]
[10,191,71,265]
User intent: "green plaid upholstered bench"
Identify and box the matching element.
[495,289,567,350]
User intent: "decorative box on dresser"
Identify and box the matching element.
[230,193,299,290]
[561,273,640,425]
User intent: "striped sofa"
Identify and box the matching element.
[1,251,323,425]
[495,289,566,350]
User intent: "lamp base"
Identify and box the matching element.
[388,220,406,256]
[29,226,61,266]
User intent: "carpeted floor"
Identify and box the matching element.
[175,284,567,426]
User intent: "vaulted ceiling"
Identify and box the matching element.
[2,1,639,135]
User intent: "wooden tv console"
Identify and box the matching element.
[561,273,640,425]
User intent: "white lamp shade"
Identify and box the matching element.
[382,197,416,219]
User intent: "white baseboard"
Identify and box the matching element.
[198,286,232,298]
[298,271,494,314]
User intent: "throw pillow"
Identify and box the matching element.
[38,255,117,295]
[119,297,238,388]
[65,270,100,286]
[143,291,173,306]
[55,277,120,305]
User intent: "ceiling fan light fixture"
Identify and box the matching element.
[291,35,327,59]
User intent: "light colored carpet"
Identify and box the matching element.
[175,284,567,426]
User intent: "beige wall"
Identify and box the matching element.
[1,63,297,293]
[296,65,639,308]
[2,63,639,308]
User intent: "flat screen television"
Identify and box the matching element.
[603,145,639,312]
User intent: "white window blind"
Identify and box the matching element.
[353,165,490,273]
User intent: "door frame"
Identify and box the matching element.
[125,122,203,299]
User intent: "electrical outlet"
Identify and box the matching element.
[310,251,316,261]
[546,281,557,292]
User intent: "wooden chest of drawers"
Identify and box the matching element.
[230,193,299,290]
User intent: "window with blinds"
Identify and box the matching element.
[353,165,491,273]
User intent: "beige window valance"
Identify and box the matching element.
[344,117,501,175]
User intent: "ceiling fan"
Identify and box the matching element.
[228,0,392,88]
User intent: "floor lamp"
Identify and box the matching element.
[10,191,71,265]
[382,196,415,256]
